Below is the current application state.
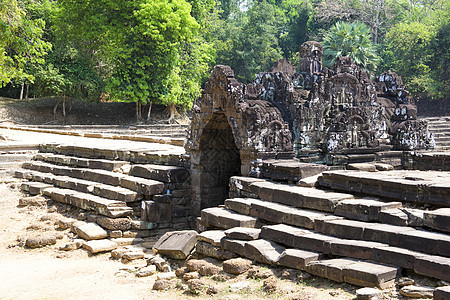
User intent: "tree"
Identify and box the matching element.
[57,0,211,122]
[0,0,51,95]
[322,21,380,74]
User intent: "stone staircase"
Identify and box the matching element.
[15,142,191,245]
[196,167,450,289]
[423,116,450,150]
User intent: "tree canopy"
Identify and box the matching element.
[0,0,448,113]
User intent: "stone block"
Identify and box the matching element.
[396,229,448,255]
[306,258,355,282]
[329,239,387,260]
[347,163,377,172]
[224,198,255,215]
[335,198,402,221]
[82,169,124,186]
[317,219,368,240]
[229,176,265,195]
[293,232,339,254]
[223,258,252,275]
[379,209,408,226]
[371,246,427,269]
[197,230,225,247]
[225,227,261,240]
[141,201,172,223]
[244,239,285,265]
[220,238,247,256]
[83,239,117,253]
[365,223,415,244]
[201,207,257,230]
[195,241,236,260]
[110,237,144,246]
[277,248,321,270]
[259,224,310,248]
[423,208,450,233]
[153,230,198,259]
[434,286,450,300]
[120,176,164,196]
[129,164,189,183]
[96,217,131,231]
[75,222,108,240]
[414,255,450,282]
[343,261,399,289]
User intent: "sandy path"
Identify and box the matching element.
[0,181,163,300]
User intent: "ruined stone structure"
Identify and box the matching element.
[186,41,434,214]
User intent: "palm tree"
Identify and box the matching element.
[322,21,380,74]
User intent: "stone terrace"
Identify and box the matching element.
[196,165,450,289]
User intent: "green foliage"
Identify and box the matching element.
[322,21,380,73]
[385,18,448,101]
[0,0,51,86]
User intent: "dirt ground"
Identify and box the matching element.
[0,175,373,300]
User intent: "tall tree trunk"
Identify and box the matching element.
[24,83,29,99]
[166,103,177,124]
[136,101,143,122]
[146,101,152,123]
[20,82,24,100]
[62,94,66,118]
[53,97,62,117]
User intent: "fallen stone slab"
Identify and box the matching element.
[201,207,257,229]
[122,251,145,261]
[110,237,144,246]
[83,239,117,253]
[136,265,157,277]
[75,222,108,240]
[423,208,450,233]
[21,182,53,195]
[153,230,198,259]
[244,239,285,265]
[434,286,450,300]
[277,248,321,270]
[414,255,450,282]
[399,285,434,298]
[225,227,261,241]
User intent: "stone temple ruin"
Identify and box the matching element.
[9,41,450,297]
[187,41,435,213]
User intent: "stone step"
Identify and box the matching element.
[424,208,450,233]
[257,223,450,281]
[334,198,403,221]
[318,170,450,207]
[39,143,186,167]
[20,182,53,195]
[248,180,354,212]
[129,164,189,184]
[256,159,330,182]
[0,153,34,162]
[42,187,133,218]
[21,161,164,197]
[18,169,141,202]
[200,207,258,230]
[305,258,398,289]
[34,153,130,171]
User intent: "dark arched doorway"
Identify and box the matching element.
[192,112,241,214]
